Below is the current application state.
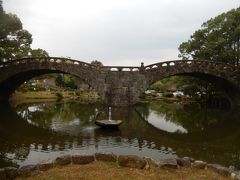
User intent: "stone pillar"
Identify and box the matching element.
[103,71,148,106]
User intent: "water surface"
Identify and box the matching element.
[0,101,240,168]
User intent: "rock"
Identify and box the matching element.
[72,154,95,164]
[207,164,231,177]
[235,174,240,180]
[231,173,236,179]
[55,155,71,166]
[4,167,18,179]
[176,158,191,167]
[159,159,178,169]
[0,168,6,180]
[18,165,38,177]
[143,157,159,168]
[229,165,235,172]
[192,160,207,169]
[235,171,240,179]
[118,155,146,169]
[38,160,54,171]
[183,157,195,163]
[95,152,117,162]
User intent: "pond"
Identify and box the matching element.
[0,101,240,168]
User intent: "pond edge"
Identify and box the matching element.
[1,152,240,179]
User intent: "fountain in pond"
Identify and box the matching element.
[95,107,122,128]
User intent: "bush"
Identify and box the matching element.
[18,85,28,93]
[76,90,85,96]
[55,92,63,100]
[163,92,173,98]
[176,94,182,99]
[139,93,146,99]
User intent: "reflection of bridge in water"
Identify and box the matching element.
[1,57,240,106]
[1,102,240,167]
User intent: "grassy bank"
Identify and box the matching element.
[18,161,229,180]
[10,90,100,107]
[139,93,192,104]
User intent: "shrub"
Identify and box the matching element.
[163,92,173,98]
[55,92,63,100]
[75,90,84,96]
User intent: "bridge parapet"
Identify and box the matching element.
[0,57,144,72]
[0,57,97,70]
[99,66,140,72]
[144,60,237,72]
[0,58,237,72]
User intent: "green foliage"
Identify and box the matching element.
[0,1,2,12]
[55,74,78,89]
[163,92,173,98]
[30,48,49,57]
[90,60,103,66]
[75,90,84,96]
[18,85,28,93]
[150,81,164,92]
[179,7,240,65]
[0,3,48,62]
[151,76,215,98]
[18,82,46,92]
[55,92,63,100]
[151,76,188,92]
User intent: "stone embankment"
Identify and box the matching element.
[0,152,240,179]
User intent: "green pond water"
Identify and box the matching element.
[0,101,240,168]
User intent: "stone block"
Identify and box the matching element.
[72,154,95,165]
[176,158,191,167]
[55,155,71,166]
[118,155,146,169]
[159,159,178,169]
[207,164,231,177]
[143,157,159,168]
[4,167,18,180]
[95,152,117,162]
[192,160,207,169]
[18,165,38,177]
[38,160,54,171]
[0,168,6,180]
[235,174,240,180]
[182,156,195,163]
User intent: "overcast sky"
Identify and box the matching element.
[3,0,240,66]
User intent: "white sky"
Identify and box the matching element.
[3,0,240,66]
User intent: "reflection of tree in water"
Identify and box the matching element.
[134,103,150,121]
[0,102,77,167]
[17,102,98,129]
[147,101,239,133]
[1,101,240,168]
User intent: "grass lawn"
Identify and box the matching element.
[18,161,230,180]
[10,91,99,106]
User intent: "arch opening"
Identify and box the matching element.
[0,69,103,105]
[143,72,240,109]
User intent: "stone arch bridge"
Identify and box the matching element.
[0,57,240,106]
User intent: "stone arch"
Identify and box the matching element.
[0,57,105,101]
[145,60,240,106]
[1,58,240,106]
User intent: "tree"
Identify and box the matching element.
[0,0,2,12]
[0,1,48,62]
[30,48,49,57]
[55,74,78,89]
[90,60,103,66]
[179,7,240,65]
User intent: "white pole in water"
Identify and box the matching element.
[109,107,112,120]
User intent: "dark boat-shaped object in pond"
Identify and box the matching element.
[94,107,122,128]
[95,120,122,128]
